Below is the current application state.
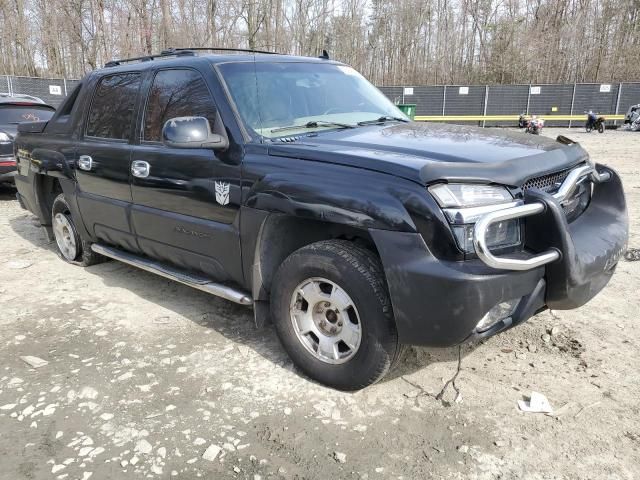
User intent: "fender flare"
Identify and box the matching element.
[30,148,74,179]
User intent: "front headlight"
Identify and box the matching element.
[429,183,521,254]
[451,220,521,254]
[429,183,513,208]
[0,131,12,144]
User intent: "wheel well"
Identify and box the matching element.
[253,215,381,302]
[34,175,63,225]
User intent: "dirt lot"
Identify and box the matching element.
[0,128,638,480]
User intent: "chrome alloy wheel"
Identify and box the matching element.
[289,277,362,364]
[53,213,78,261]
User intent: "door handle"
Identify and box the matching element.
[131,160,150,178]
[78,155,93,171]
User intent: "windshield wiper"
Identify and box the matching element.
[270,120,355,133]
[357,116,410,126]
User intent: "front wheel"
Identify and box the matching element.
[52,193,104,266]
[598,122,605,133]
[270,240,402,390]
[586,122,593,133]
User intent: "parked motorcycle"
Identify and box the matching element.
[585,111,605,133]
[626,108,640,131]
[526,115,544,135]
[518,113,530,129]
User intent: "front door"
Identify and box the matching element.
[75,72,142,252]
[130,68,243,284]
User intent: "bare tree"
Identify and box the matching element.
[1,0,639,84]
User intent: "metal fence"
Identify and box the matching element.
[379,82,640,127]
[2,75,80,107]
[3,75,639,127]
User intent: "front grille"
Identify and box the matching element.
[522,166,591,221]
[522,168,571,193]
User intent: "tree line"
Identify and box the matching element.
[1,0,639,85]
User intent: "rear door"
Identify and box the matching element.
[130,67,243,284]
[75,72,142,252]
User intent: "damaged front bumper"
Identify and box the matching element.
[371,163,628,347]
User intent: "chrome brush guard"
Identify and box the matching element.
[473,164,611,271]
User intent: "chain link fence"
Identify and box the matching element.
[3,75,639,127]
[2,75,81,107]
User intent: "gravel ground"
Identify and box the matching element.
[0,128,638,480]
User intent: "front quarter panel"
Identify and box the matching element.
[242,150,445,234]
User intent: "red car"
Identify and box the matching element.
[0,94,56,186]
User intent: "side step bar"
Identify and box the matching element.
[91,244,253,306]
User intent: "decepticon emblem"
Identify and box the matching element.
[215,181,230,206]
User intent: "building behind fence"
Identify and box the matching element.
[3,75,639,127]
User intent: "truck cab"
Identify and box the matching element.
[13,49,628,390]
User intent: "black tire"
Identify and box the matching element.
[586,122,592,133]
[270,240,401,390]
[51,193,104,267]
[598,122,605,133]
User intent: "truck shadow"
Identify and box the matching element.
[8,214,469,388]
[0,185,16,201]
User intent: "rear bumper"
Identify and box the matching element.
[371,165,628,347]
[0,154,16,183]
[0,156,16,183]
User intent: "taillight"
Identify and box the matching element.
[0,159,16,167]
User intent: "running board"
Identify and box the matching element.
[91,244,253,306]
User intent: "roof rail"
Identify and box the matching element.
[104,47,280,68]
[170,47,280,55]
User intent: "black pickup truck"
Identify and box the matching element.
[14,49,628,390]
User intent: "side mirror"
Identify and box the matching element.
[162,116,228,150]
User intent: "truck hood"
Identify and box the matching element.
[267,122,590,186]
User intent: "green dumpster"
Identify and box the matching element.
[396,104,416,120]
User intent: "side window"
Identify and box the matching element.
[57,83,82,118]
[86,73,141,140]
[143,69,217,142]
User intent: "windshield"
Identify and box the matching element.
[218,62,407,138]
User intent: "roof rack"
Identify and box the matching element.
[104,47,280,68]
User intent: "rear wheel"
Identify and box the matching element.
[271,240,401,390]
[598,122,605,133]
[52,193,103,266]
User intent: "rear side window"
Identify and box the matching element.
[143,69,217,142]
[56,83,82,118]
[86,73,141,140]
